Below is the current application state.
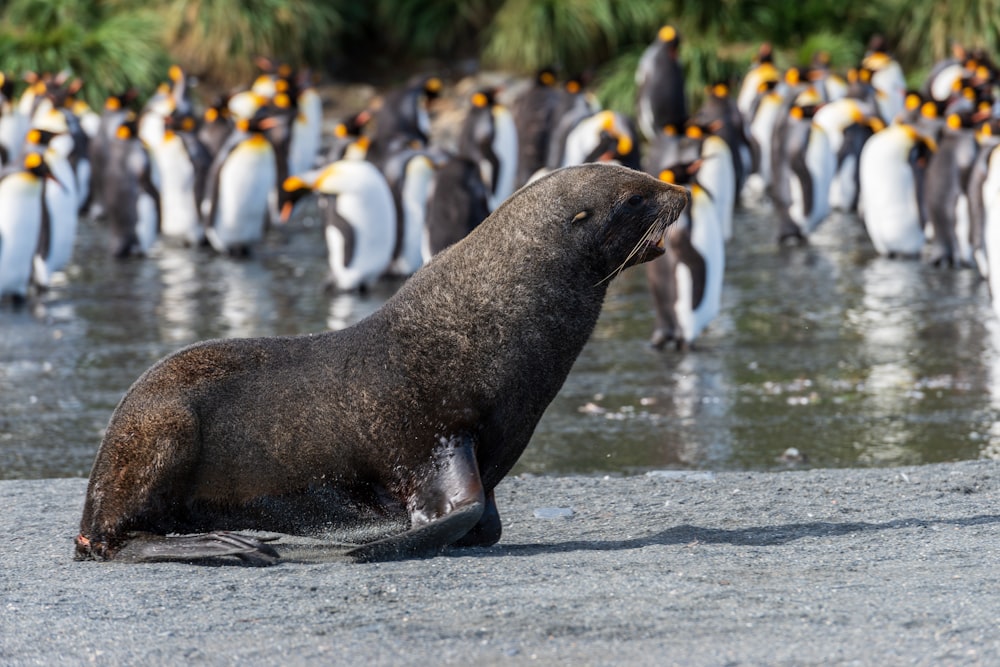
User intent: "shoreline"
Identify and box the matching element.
[3,460,999,665]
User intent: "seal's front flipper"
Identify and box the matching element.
[114,531,281,566]
[345,501,484,562]
[347,434,487,562]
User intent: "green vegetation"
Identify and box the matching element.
[1,0,998,110]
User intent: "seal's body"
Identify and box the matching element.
[75,163,688,565]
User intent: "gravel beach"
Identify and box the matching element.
[3,461,999,666]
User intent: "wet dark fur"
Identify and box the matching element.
[76,164,688,564]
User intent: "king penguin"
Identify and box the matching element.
[155,110,212,246]
[99,116,161,258]
[366,75,442,168]
[646,162,724,351]
[812,97,883,212]
[202,106,281,257]
[511,67,562,188]
[24,120,79,286]
[924,112,980,267]
[380,148,437,277]
[457,88,519,211]
[281,159,396,292]
[770,89,835,243]
[0,151,51,304]
[636,25,688,141]
[423,154,491,261]
[858,122,936,258]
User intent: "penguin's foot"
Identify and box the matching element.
[928,247,955,268]
[649,328,674,350]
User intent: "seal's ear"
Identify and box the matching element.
[572,210,590,223]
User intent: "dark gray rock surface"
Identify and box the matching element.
[3,461,999,665]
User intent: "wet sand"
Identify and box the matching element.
[2,461,999,665]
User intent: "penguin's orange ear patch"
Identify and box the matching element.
[24,153,42,169]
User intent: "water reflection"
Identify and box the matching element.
[2,204,1000,479]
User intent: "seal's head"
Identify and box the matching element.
[486,163,689,283]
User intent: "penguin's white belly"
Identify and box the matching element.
[954,193,973,266]
[688,195,725,341]
[673,262,696,344]
[490,108,519,210]
[36,158,79,283]
[391,157,433,276]
[0,175,44,297]
[798,127,833,233]
[985,194,1000,317]
[859,143,924,256]
[699,138,735,241]
[829,154,858,212]
[210,142,275,250]
[157,140,202,244]
[327,191,395,291]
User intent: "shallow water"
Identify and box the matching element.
[2,203,1000,480]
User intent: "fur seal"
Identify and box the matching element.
[74,163,689,566]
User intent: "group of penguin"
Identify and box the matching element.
[635,29,1000,349]
[6,28,1000,349]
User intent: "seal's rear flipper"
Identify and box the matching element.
[114,531,281,566]
[345,501,485,562]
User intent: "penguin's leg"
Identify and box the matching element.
[344,434,486,562]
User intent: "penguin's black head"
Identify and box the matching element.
[279,174,315,223]
[470,88,498,109]
[165,109,199,134]
[25,128,59,148]
[657,161,701,189]
[535,67,558,87]
[22,151,51,178]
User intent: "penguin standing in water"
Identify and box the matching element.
[691,82,751,199]
[24,127,77,286]
[99,115,161,258]
[924,112,981,267]
[198,95,233,157]
[742,78,783,203]
[647,124,736,242]
[366,75,442,167]
[812,97,883,212]
[281,159,396,292]
[737,43,779,118]
[457,88,518,211]
[325,110,371,162]
[862,36,908,123]
[858,122,936,258]
[202,106,281,257]
[978,128,1000,314]
[287,69,324,175]
[0,152,51,303]
[965,119,1000,278]
[155,110,212,246]
[770,90,835,243]
[646,162,724,351]
[558,109,639,169]
[380,148,437,277]
[636,25,688,141]
[422,154,491,261]
[86,90,137,219]
[511,67,562,188]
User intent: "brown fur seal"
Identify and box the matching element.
[74,163,689,565]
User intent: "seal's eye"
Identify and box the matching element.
[627,195,645,208]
